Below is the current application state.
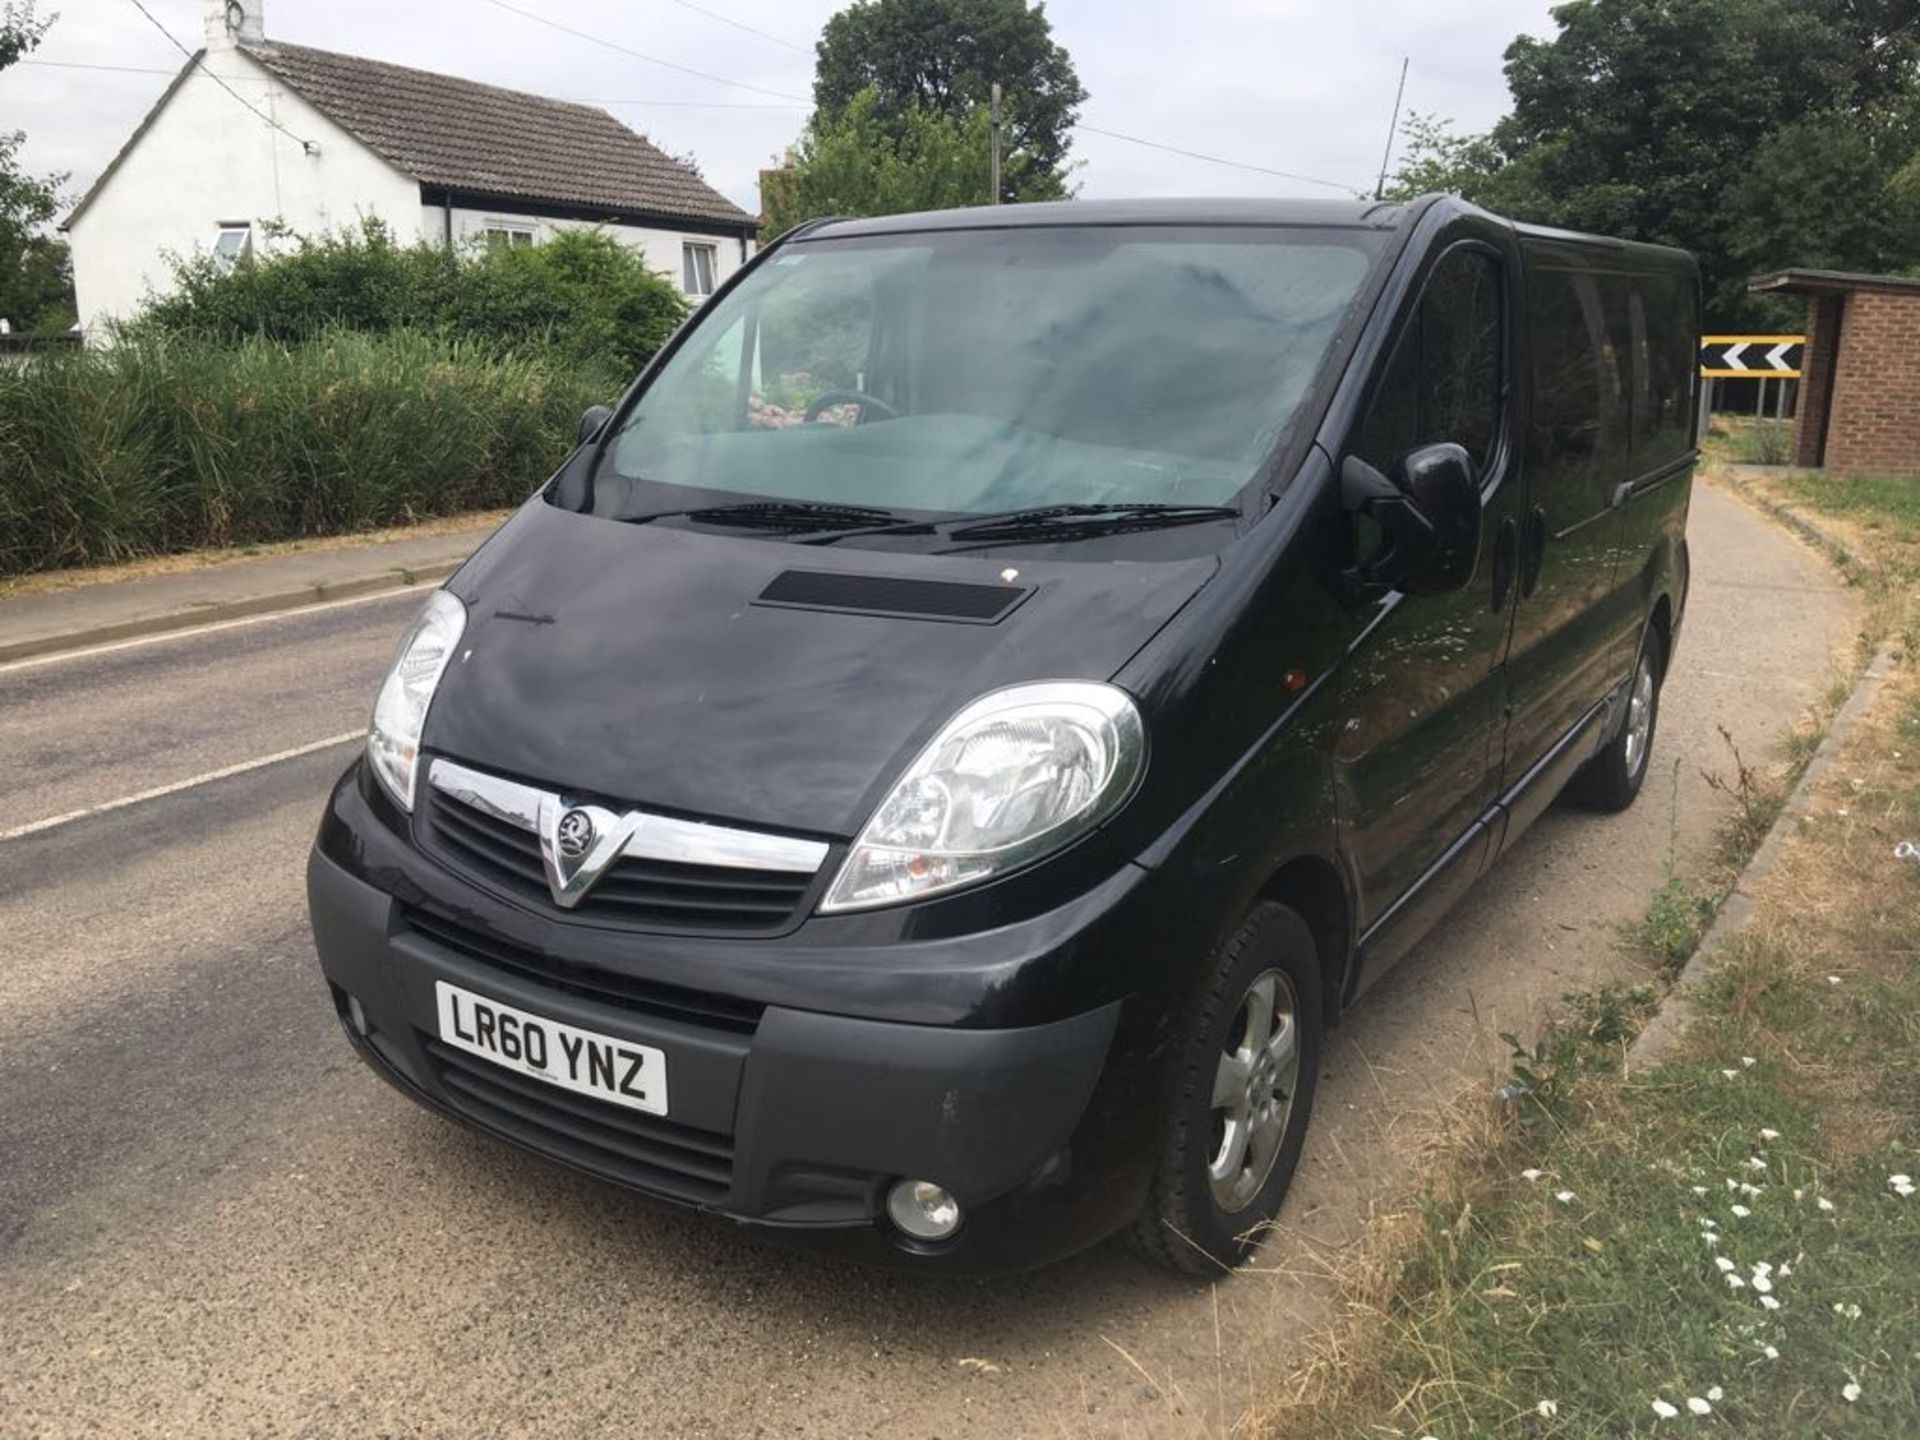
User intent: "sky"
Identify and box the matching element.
[3,0,1563,218]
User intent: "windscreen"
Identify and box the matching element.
[593,225,1382,532]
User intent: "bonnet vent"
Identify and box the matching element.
[755,570,1031,624]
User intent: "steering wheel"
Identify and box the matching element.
[803,389,898,424]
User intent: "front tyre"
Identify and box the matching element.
[1129,902,1323,1275]
[1572,626,1666,813]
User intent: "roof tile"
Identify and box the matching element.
[245,40,753,230]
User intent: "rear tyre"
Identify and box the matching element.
[1571,626,1666,813]
[1128,902,1323,1275]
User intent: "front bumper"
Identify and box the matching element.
[307,770,1184,1273]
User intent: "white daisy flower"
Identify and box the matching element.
[1763,1345,1779,1360]
[1761,1295,1781,1311]
[1521,1168,1545,1182]
[1742,1056,1757,1068]
[1817,1197,1836,1213]
[1747,1157,1768,1171]
[1835,1302,1862,1319]
[1687,1397,1712,1416]
[1759,1129,1780,1141]
[1726,1273,1747,1290]
[1722,1069,1740,1080]
[1708,1387,1724,1402]
[1651,1399,1679,1419]
[1715,1256,1735,1273]
[1537,1400,1559,1418]
[1555,1190,1575,1204]
[1731,1204,1752,1218]
[1692,1185,1709,1197]
[1753,1275,1773,1294]
[1843,1382,1861,1403]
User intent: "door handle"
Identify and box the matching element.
[1520,506,1548,598]
[1491,516,1518,612]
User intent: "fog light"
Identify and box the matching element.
[886,1179,962,1241]
[347,994,370,1037]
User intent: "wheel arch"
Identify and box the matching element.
[1647,592,1675,678]
[1257,855,1353,1029]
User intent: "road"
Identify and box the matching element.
[0,482,1856,1438]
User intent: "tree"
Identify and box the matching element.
[1725,110,1920,285]
[762,87,1069,237]
[813,0,1084,201]
[1380,113,1508,205]
[1381,0,1920,324]
[0,2,76,332]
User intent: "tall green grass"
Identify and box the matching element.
[0,331,617,577]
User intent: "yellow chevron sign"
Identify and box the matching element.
[1701,334,1804,379]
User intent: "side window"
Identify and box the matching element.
[1528,268,1629,484]
[1354,247,1504,474]
[1629,274,1696,470]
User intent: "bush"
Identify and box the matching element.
[0,330,615,576]
[132,222,688,376]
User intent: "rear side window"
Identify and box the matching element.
[1527,268,1629,484]
[1628,273,1697,470]
[1354,246,1503,474]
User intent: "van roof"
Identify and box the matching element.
[797,198,1415,239]
[794,196,1697,273]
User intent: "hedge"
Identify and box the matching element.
[132,222,689,377]
[0,330,617,578]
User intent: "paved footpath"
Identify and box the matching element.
[0,481,1857,1437]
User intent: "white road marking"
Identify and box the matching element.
[0,731,363,842]
[0,584,425,677]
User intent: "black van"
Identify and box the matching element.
[308,195,1697,1274]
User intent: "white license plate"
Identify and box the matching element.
[435,980,669,1117]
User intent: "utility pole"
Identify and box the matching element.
[990,81,1003,204]
[1373,57,1409,201]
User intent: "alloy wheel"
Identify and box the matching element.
[1208,968,1302,1213]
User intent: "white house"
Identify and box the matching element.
[62,0,758,337]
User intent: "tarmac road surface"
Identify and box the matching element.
[0,481,1856,1437]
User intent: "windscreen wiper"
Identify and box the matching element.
[799,500,1244,548]
[935,502,1242,550]
[617,500,903,532]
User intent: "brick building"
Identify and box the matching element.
[1750,268,1920,476]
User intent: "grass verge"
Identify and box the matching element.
[1259,470,1919,1437]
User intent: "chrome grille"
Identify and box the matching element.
[421,759,824,933]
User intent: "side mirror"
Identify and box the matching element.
[1398,442,1482,593]
[579,404,615,447]
[1339,442,1482,602]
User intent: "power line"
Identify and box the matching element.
[660,0,812,55]
[1074,122,1361,195]
[18,57,179,75]
[585,96,805,110]
[121,0,320,155]
[477,0,810,104]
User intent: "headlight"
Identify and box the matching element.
[367,589,466,811]
[820,681,1145,913]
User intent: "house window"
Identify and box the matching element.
[683,241,717,297]
[484,224,536,251]
[212,224,253,274]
